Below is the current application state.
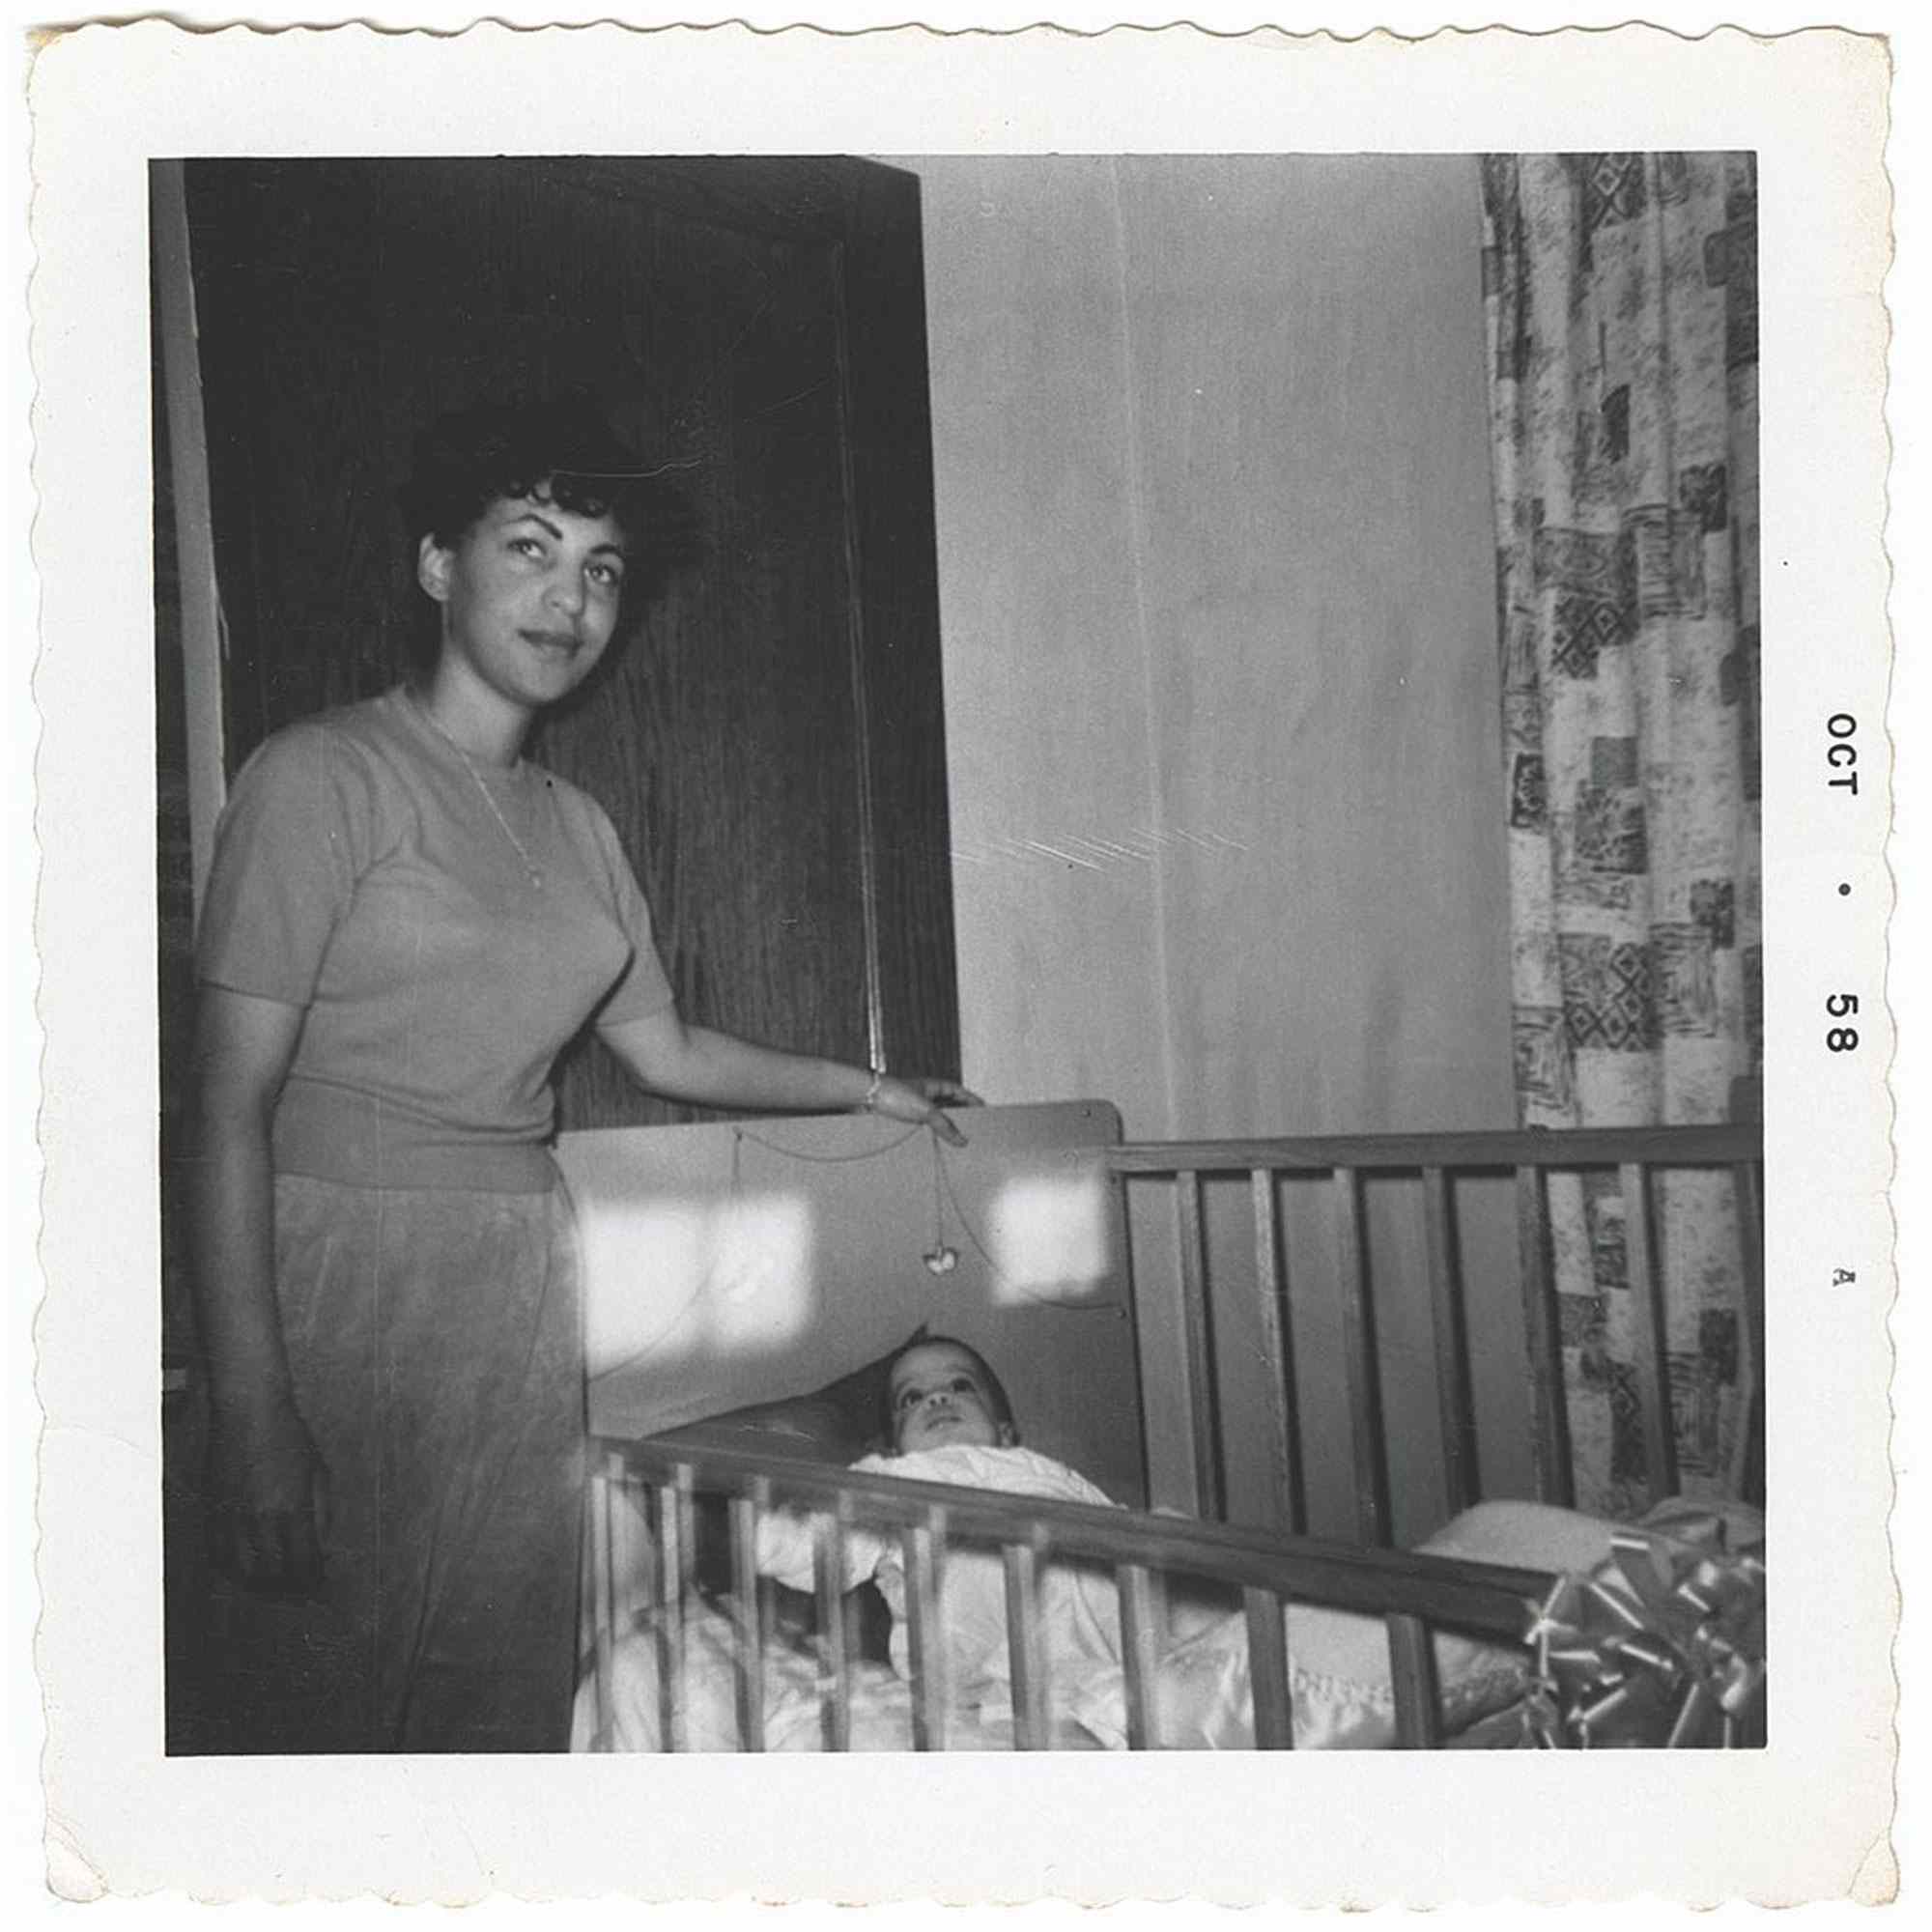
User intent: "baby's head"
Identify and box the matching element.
[883,1338,1017,1455]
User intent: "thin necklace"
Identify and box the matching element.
[407,689,546,889]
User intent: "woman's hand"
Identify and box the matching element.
[867,1073,985,1146]
[204,1389,330,1597]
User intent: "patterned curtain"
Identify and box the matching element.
[1479,154,1761,1519]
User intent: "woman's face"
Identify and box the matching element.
[418,491,629,716]
[889,1343,1012,1454]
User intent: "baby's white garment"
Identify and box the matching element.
[754,1443,1130,1743]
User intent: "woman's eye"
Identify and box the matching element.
[588,563,624,589]
[509,536,546,558]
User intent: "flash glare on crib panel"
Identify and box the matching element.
[889,1124,1115,1310]
[577,1189,818,1376]
[575,1121,1121,1382]
[747,1120,1121,1315]
[576,1122,945,1379]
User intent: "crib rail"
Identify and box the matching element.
[1106,1124,1765,1535]
[587,1437,1552,1754]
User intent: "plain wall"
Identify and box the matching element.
[915,155,1514,1143]
[907,156,1528,1534]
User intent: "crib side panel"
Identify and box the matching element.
[1139,1167,1520,1544]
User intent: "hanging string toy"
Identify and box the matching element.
[923,1130,960,1275]
[727,1115,1118,1314]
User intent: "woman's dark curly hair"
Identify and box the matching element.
[398,388,698,582]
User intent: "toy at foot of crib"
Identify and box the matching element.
[1520,1505,1767,1748]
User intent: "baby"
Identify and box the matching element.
[801,1333,1118,1507]
[886,1335,1018,1454]
[754,1336,1134,1744]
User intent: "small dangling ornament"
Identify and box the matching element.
[923,1131,959,1275]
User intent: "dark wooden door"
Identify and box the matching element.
[182,156,958,1125]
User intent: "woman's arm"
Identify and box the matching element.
[599,1008,979,1145]
[187,985,328,1592]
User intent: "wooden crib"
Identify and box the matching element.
[578,1120,1764,1752]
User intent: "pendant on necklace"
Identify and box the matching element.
[407,689,547,888]
[470,765,545,889]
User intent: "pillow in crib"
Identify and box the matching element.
[650,1322,929,1466]
[1167,1503,1578,1749]
[1269,1499,1641,1747]
[1279,1605,1528,1748]
[1153,1595,1527,1751]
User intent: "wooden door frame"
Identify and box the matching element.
[151,158,227,917]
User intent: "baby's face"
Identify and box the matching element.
[889,1344,1010,1454]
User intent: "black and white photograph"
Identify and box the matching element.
[154,145,1770,1760]
[22,13,1900,1909]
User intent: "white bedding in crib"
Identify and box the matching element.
[573,1457,1762,1751]
[570,1589,1531,1752]
[569,1500,1593,1753]
[576,1601,1029,1752]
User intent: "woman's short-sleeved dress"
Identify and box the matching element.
[191,687,674,1752]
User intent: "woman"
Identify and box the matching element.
[188,392,973,1752]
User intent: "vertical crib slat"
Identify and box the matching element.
[1516,1164,1576,1507]
[1250,1167,1304,1533]
[1175,1170,1224,1520]
[899,1508,948,1752]
[1332,1167,1388,1546]
[1734,1160,1767,1506]
[726,1490,767,1752]
[1244,1587,1294,1750]
[1384,1613,1444,1748]
[1004,1534,1050,1749]
[1116,1562,1161,1750]
[589,1448,620,1751]
[1421,1166,1477,1515]
[813,1505,853,1753]
[1620,1162,1679,1507]
[654,1473,693,1752]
